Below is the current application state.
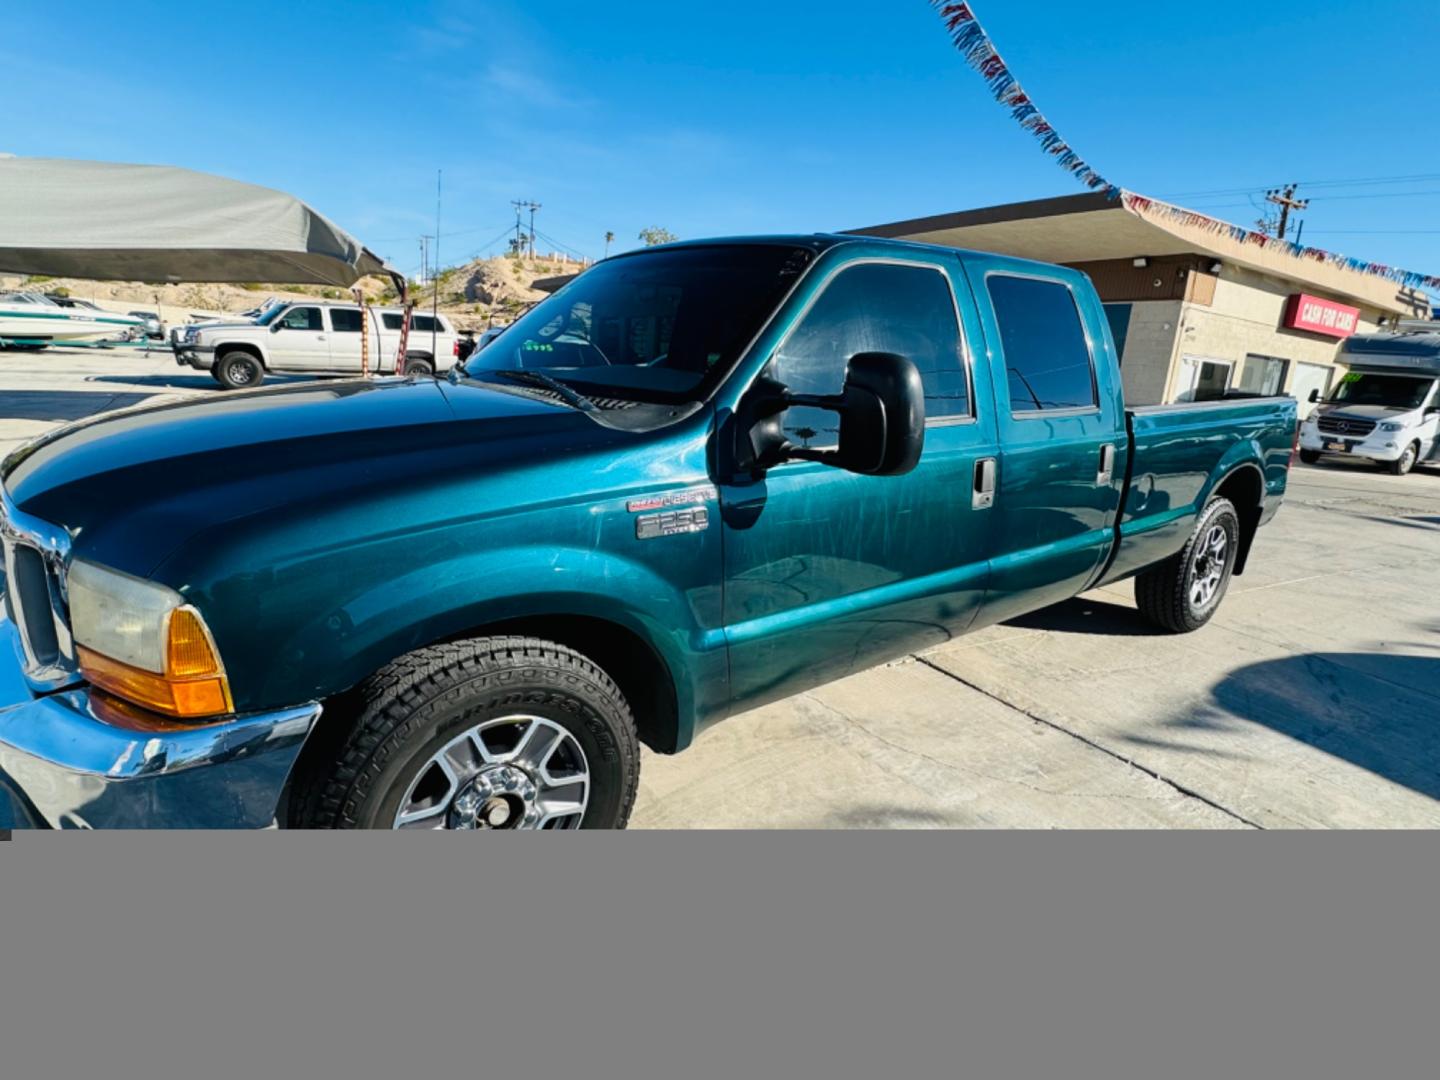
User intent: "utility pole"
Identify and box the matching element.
[527,201,541,260]
[1265,184,1309,241]
[511,200,527,257]
[419,236,434,285]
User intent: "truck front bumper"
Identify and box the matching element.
[0,620,321,829]
[1299,425,1407,462]
[173,344,215,370]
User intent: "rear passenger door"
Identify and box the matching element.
[327,307,367,372]
[961,260,1127,623]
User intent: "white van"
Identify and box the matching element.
[174,301,459,389]
[1298,331,1440,476]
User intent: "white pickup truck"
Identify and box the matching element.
[174,301,459,389]
[1298,330,1440,476]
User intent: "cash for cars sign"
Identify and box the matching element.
[1284,293,1361,339]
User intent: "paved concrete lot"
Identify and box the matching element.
[4,347,1439,828]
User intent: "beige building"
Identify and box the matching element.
[854,193,1430,412]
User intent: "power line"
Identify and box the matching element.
[1158,171,1440,200]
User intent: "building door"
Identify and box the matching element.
[1291,362,1334,417]
[722,256,998,713]
[1176,355,1233,402]
[1237,354,1289,396]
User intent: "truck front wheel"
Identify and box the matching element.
[215,351,264,390]
[1134,497,1240,634]
[1299,449,1321,465]
[296,636,641,830]
[1388,442,1420,476]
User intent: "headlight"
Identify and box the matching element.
[67,560,232,718]
[1379,422,1404,433]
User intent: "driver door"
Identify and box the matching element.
[269,305,330,371]
[720,255,998,713]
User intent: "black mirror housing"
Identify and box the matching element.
[833,353,926,476]
[1308,388,1321,404]
[741,352,926,478]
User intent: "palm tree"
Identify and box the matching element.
[604,231,615,257]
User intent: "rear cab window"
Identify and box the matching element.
[330,308,363,333]
[985,275,1097,414]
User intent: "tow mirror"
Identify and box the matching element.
[1308,388,1321,404]
[743,352,926,477]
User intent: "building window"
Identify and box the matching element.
[1103,303,1132,366]
[1237,354,1289,397]
[987,275,1097,413]
[1177,355,1233,402]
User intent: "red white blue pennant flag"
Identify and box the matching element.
[929,1,1119,197]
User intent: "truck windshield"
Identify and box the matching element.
[463,244,816,405]
[1329,373,1433,409]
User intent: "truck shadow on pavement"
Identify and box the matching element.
[0,389,153,422]
[1145,651,1440,804]
[1006,595,1164,637]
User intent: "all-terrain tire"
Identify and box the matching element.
[1135,497,1241,634]
[295,636,641,830]
[215,351,264,390]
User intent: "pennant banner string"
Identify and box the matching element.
[928,1,1440,294]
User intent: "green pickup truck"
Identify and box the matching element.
[0,235,1297,830]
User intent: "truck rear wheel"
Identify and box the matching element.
[215,351,264,390]
[295,636,641,830]
[1134,497,1240,634]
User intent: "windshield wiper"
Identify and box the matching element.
[491,369,599,413]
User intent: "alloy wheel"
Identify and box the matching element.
[392,715,590,830]
[1189,524,1230,609]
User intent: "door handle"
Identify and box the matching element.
[973,457,997,510]
[317,334,327,341]
[1097,444,1116,486]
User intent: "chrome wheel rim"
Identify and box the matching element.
[229,362,253,385]
[1190,524,1230,609]
[392,715,590,831]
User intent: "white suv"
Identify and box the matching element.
[174,301,459,389]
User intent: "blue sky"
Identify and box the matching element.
[4,0,1438,285]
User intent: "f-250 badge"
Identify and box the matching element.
[628,486,716,540]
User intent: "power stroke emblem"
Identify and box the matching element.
[629,486,716,540]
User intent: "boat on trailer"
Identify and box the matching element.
[0,291,144,346]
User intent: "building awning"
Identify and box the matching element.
[0,157,394,288]
[850,192,1426,318]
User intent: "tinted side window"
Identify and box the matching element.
[412,314,440,334]
[986,276,1096,413]
[330,308,363,333]
[280,306,323,331]
[771,263,969,448]
[381,313,403,331]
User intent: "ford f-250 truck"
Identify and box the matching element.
[0,236,1297,830]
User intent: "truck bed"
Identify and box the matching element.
[1101,396,1298,585]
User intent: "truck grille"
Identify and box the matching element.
[1317,415,1376,438]
[1,483,79,690]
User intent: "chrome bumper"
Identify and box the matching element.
[0,620,321,829]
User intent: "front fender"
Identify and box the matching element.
[265,543,722,736]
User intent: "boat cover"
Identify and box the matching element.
[0,157,392,287]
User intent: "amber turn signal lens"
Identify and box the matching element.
[77,606,233,720]
[167,607,221,678]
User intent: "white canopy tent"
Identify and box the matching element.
[0,156,398,289]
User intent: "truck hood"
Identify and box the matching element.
[1,377,629,576]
